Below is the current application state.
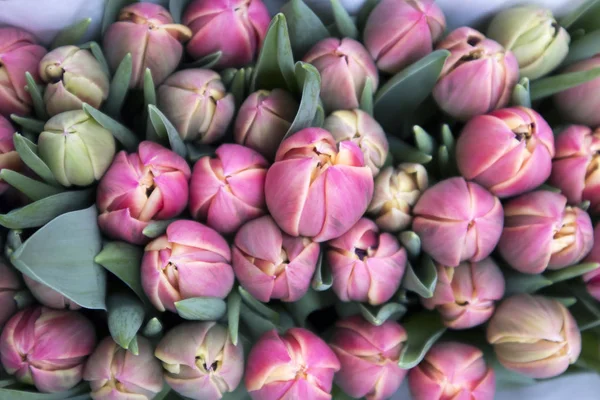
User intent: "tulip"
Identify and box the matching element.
[368,163,428,232]
[38,110,116,187]
[422,258,505,329]
[554,56,600,126]
[190,144,268,234]
[329,316,407,400]
[103,3,192,88]
[412,177,503,267]
[323,109,388,176]
[245,328,340,400]
[456,107,555,198]
[0,27,47,118]
[584,223,600,301]
[303,38,378,113]
[0,306,96,393]
[39,46,110,116]
[487,5,570,80]
[433,27,519,121]
[408,341,495,400]
[265,128,374,242]
[155,322,244,400]
[157,69,235,144]
[23,275,80,310]
[498,190,594,274]
[97,141,191,245]
[487,294,581,378]
[0,259,21,329]
[234,89,299,160]
[363,0,446,74]
[0,114,21,196]
[142,220,234,312]
[183,0,270,69]
[327,218,407,305]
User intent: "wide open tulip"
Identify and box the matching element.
[232,215,320,302]
[364,0,446,74]
[265,128,373,242]
[327,218,407,305]
[422,258,505,329]
[412,177,503,267]
[84,336,163,400]
[23,275,80,310]
[0,306,96,393]
[97,141,191,245]
[157,69,235,144]
[0,27,47,117]
[141,220,234,312]
[584,223,600,301]
[498,190,594,274]
[303,38,378,113]
[155,322,244,400]
[0,259,21,329]
[190,144,268,234]
[487,294,581,378]
[554,56,600,126]
[456,107,555,198]
[433,27,519,121]
[245,328,340,400]
[103,3,192,88]
[0,114,21,196]
[183,0,270,69]
[330,316,407,400]
[408,342,495,400]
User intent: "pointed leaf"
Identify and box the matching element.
[387,135,432,164]
[360,77,374,116]
[25,72,48,120]
[0,170,63,201]
[13,134,60,187]
[331,0,359,39]
[359,302,407,326]
[441,124,455,152]
[144,69,156,108]
[550,296,577,307]
[169,0,192,24]
[311,250,332,291]
[511,77,531,108]
[281,0,330,59]
[148,105,187,158]
[89,42,110,77]
[83,104,139,151]
[401,256,438,298]
[531,67,600,100]
[413,126,435,155]
[51,18,91,49]
[398,311,446,369]
[437,145,451,176]
[175,297,227,321]
[564,31,600,68]
[398,231,420,260]
[142,317,163,338]
[357,0,380,32]
[186,143,215,163]
[13,290,35,310]
[228,290,241,345]
[504,269,553,296]
[10,115,44,134]
[102,0,136,34]
[560,0,600,30]
[108,293,145,353]
[182,51,223,69]
[283,62,320,140]
[230,68,248,108]
[143,219,175,239]
[94,241,146,303]
[238,286,280,323]
[0,382,90,400]
[311,102,325,128]
[104,53,132,117]
[545,262,600,284]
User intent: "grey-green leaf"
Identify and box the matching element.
[238,286,280,323]
[89,42,111,77]
[108,293,145,353]
[284,289,336,328]
[175,297,227,321]
[398,231,421,260]
[228,291,241,345]
[104,53,132,117]
[281,0,330,59]
[10,115,45,134]
[0,382,90,400]
[142,219,174,239]
[360,77,374,116]
[148,105,187,158]
[504,270,553,296]
[559,0,600,30]
[330,0,359,39]
[182,51,223,69]
[144,69,156,108]
[25,72,48,120]
[530,67,600,100]
[0,170,62,201]
[311,102,325,128]
[398,311,446,369]
[545,262,600,285]
[387,135,432,165]
[94,241,146,303]
[142,317,163,338]
[283,62,321,140]
[356,0,380,32]
[13,134,60,187]
[401,257,438,298]
[169,0,192,24]
[230,68,248,108]
[413,126,435,155]
[51,18,91,49]
[311,250,332,291]
[83,103,139,151]
[359,302,407,326]
[102,0,136,34]
[511,77,531,108]
[186,143,215,163]
[563,30,600,67]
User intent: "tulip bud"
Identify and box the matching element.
[245,328,340,400]
[456,107,555,198]
[487,294,581,378]
[413,177,503,267]
[554,56,600,127]
[498,190,594,274]
[155,322,244,400]
[266,128,374,242]
[422,258,505,329]
[157,69,235,144]
[190,144,268,234]
[0,27,47,118]
[330,316,407,400]
[487,6,570,80]
[84,336,163,400]
[303,38,378,113]
[0,259,21,329]
[323,109,388,176]
[0,115,21,196]
[103,3,192,88]
[408,341,495,400]
[39,46,110,116]
[23,275,80,311]
[327,218,407,305]
[584,224,600,301]
[183,0,270,69]
[0,306,96,393]
[433,27,519,121]
[38,110,116,187]
[364,0,446,74]
[97,141,191,245]
[234,89,299,160]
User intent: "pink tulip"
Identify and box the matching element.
[232,215,320,302]
[0,306,96,393]
[456,106,555,198]
[245,328,340,400]
[408,341,495,400]
[183,0,270,69]
[498,190,594,274]
[141,220,234,312]
[0,114,21,196]
[0,27,47,117]
[97,141,191,245]
[327,218,407,305]
[265,128,374,242]
[422,258,505,329]
[554,56,600,126]
[190,143,268,234]
[330,316,407,400]
[583,223,600,301]
[103,3,192,88]
[0,260,21,329]
[364,0,446,74]
[23,275,80,310]
[433,27,519,121]
[412,177,504,267]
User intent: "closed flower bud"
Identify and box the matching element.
[584,223,600,301]
[554,56,600,127]
[23,275,80,310]
[0,114,21,196]
[0,259,21,329]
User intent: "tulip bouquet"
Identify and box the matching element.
[2,0,600,399]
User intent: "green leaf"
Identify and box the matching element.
[284,289,336,328]
[51,18,91,49]
[283,62,321,140]
[489,355,538,390]
[10,115,45,134]
[25,72,48,120]
[401,256,438,298]
[83,103,139,152]
[563,31,600,68]
[281,0,330,59]
[13,290,35,309]
[545,262,600,284]
[230,68,249,108]
[169,0,192,24]
[356,0,379,32]
[148,105,187,158]
[9,206,106,309]
[89,42,110,77]
[175,297,227,321]
[550,296,578,307]
[182,51,223,70]
[104,53,132,118]
[577,331,600,372]
[227,290,241,345]
[511,77,531,108]
[142,317,163,338]
[530,67,600,100]
[108,293,145,352]
[144,69,156,108]
[239,303,279,340]
[504,270,553,296]
[398,231,421,260]
[335,301,362,319]
[413,126,435,155]
[102,0,136,34]
[359,302,407,326]
[312,102,325,128]
[238,286,280,323]
[311,250,332,291]
[0,170,62,201]
[387,135,432,164]
[13,134,60,187]
[0,382,90,400]
[359,77,374,116]
[186,143,215,163]
[441,124,455,153]
[330,0,359,39]
[142,219,174,239]
[560,0,600,31]
[398,311,446,369]
[94,241,146,303]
